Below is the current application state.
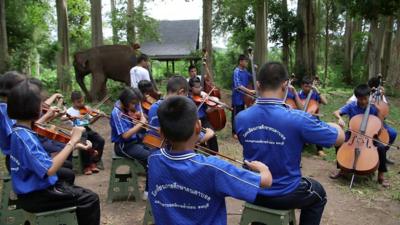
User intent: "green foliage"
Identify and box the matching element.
[68,0,91,52]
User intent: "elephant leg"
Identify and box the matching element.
[90,71,106,102]
[99,79,107,101]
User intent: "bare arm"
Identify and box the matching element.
[245,160,273,188]
[327,122,345,147]
[122,115,147,140]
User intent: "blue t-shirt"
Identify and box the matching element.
[231,67,253,106]
[110,100,142,143]
[298,90,321,102]
[148,148,261,225]
[10,125,58,194]
[286,91,295,100]
[0,103,15,155]
[339,101,379,119]
[235,98,338,197]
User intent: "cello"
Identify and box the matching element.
[337,93,380,188]
[301,77,320,115]
[283,75,298,109]
[202,49,221,98]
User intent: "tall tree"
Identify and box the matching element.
[202,0,213,78]
[342,12,361,83]
[381,16,393,79]
[91,0,103,47]
[56,0,70,92]
[367,18,386,79]
[281,0,290,68]
[294,0,317,80]
[127,0,136,44]
[0,0,8,73]
[254,0,267,67]
[387,18,400,91]
[110,0,118,44]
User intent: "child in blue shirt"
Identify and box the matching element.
[299,76,329,157]
[235,62,344,225]
[110,87,152,199]
[148,96,272,225]
[0,71,25,171]
[188,76,219,153]
[7,79,100,225]
[231,54,255,136]
[333,84,391,187]
[147,75,215,144]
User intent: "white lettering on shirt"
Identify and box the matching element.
[151,182,211,209]
[243,124,286,145]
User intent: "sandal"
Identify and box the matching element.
[378,178,390,188]
[329,170,344,179]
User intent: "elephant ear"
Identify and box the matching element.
[75,53,89,69]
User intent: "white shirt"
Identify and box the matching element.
[186,75,202,82]
[66,107,92,126]
[130,66,150,88]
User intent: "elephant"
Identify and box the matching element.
[73,45,137,102]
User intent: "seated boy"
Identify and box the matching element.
[148,96,272,225]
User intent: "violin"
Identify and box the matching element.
[141,93,159,112]
[202,49,222,98]
[301,77,320,115]
[283,75,297,109]
[337,94,380,188]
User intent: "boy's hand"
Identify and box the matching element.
[75,140,93,151]
[338,118,346,128]
[140,115,147,124]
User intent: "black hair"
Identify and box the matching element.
[119,87,143,107]
[354,84,371,98]
[166,75,188,94]
[71,91,83,101]
[238,54,249,64]
[27,77,43,91]
[368,77,381,88]
[302,76,313,84]
[7,79,42,120]
[257,62,289,90]
[138,80,154,95]
[137,54,149,63]
[0,71,26,97]
[188,65,196,72]
[188,77,201,88]
[157,96,198,142]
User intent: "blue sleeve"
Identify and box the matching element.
[299,113,338,148]
[370,105,379,116]
[211,157,261,202]
[148,104,159,128]
[339,103,351,116]
[112,111,132,136]
[314,92,321,103]
[233,69,243,88]
[19,134,53,178]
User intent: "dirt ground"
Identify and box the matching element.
[78,117,400,225]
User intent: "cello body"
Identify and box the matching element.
[337,114,380,175]
[207,106,226,131]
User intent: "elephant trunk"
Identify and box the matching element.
[75,68,91,101]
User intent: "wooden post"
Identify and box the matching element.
[172,61,175,74]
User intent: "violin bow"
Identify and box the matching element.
[196,86,216,111]
[247,47,258,97]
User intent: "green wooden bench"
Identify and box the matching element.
[142,200,155,225]
[240,203,296,225]
[23,206,78,225]
[0,175,24,225]
[107,152,145,203]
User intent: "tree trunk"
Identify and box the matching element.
[110,0,118,44]
[127,0,136,44]
[91,0,103,47]
[323,0,330,88]
[56,0,70,92]
[281,0,290,70]
[387,19,400,92]
[294,0,316,80]
[202,0,213,79]
[0,0,9,73]
[367,18,386,79]
[381,16,393,79]
[254,0,267,68]
[342,12,361,84]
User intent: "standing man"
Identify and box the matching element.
[187,65,202,82]
[231,54,255,137]
[235,62,344,225]
[130,54,151,89]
